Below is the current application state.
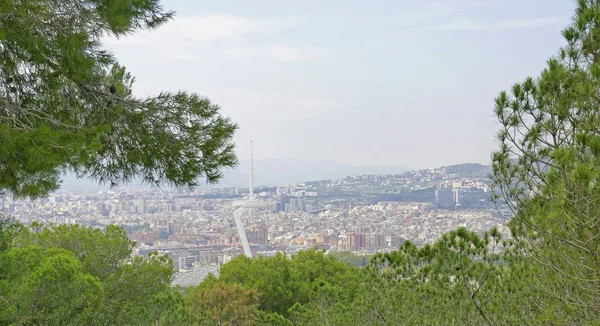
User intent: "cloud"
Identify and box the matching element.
[420,17,567,31]
[223,45,326,63]
[211,91,355,124]
[376,0,566,32]
[377,1,458,28]
[500,17,567,28]
[102,14,325,64]
[105,14,298,44]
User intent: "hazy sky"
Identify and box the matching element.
[104,0,574,169]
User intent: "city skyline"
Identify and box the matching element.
[4,162,502,260]
[103,0,572,168]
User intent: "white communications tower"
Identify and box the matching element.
[231,141,267,258]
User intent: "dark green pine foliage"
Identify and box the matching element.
[217,249,359,318]
[491,0,600,322]
[0,0,237,198]
[196,229,542,325]
[0,220,181,325]
[0,218,552,325]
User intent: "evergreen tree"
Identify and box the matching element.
[0,221,177,325]
[187,279,261,326]
[0,0,237,198]
[491,0,600,322]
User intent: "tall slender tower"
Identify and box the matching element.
[231,141,267,258]
[249,140,254,200]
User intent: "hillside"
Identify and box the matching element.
[443,163,491,178]
[58,160,412,191]
[220,159,412,187]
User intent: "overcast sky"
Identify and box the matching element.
[103,0,573,170]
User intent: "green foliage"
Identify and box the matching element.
[0,216,23,253]
[17,222,133,280]
[218,253,295,314]
[491,0,600,322]
[187,281,260,325]
[217,249,358,317]
[95,252,175,325]
[193,229,547,325]
[0,247,103,325]
[365,228,509,325]
[0,0,237,198]
[0,217,551,325]
[0,218,176,325]
[147,287,190,326]
[329,251,370,268]
[254,310,293,326]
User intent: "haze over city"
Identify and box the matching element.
[102,0,572,169]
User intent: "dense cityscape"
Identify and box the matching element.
[2,163,510,287]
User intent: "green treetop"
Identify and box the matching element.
[491,0,600,322]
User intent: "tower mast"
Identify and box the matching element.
[231,140,267,258]
[249,140,254,200]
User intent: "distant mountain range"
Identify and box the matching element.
[57,160,493,192]
[218,159,412,187]
[58,159,412,192]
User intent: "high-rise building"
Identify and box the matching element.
[435,188,455,208]
[297,198,305,211]
[198,250,220,265]
[453,189,461,206]
[276,195,291,212]
[137,198,146,214]
[287,197,306,212]
[350,233,366,250]
[366,233,386,249]
[97,203,109,216]
[178,255,196,271]
[247,224,269,245]
[258,224,268,244]
[131,231,155,245]
[163,202,177,212]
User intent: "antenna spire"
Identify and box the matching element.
[232,140,267,258]
[249,140,254,201]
